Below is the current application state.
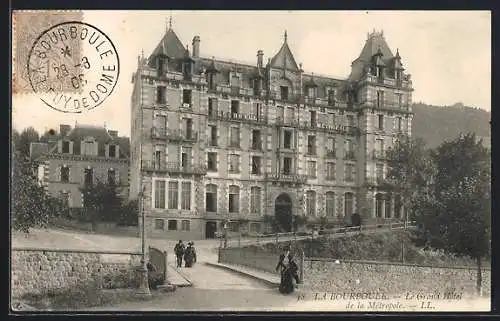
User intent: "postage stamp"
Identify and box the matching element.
[26,21,120,113]
[12,10,84,95]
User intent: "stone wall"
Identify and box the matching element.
[302,259,491,296]
[11,248,142,298]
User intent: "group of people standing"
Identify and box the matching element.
[174,240,197,268]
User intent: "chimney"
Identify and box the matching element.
[257,50,264,68]
[60,124,71,137]
[108,130,118,137]
[192,36,200,58]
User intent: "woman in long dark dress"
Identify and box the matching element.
[184,241,197,267]
[275,245,299,294]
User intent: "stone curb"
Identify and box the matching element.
[204,262,280,287]
[168,266,193,288]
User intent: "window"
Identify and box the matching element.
[231,74,240,87]
[277,106,284,122]
[82,139,95,156]
[286,107,295,124]
[228,185,240,213]
[307,161,316,178]
[306,191,316,216]
[283,157,292,175]
[283,130,292,149]
[182,89,192,105]
[328,89,336,106]
[62,141,70,154]
[345,140,355,159]
[385,196,392,218]
[345,164,355,182]
[154,180,166,209]
[183,118,193,139]
[108,145,117,158]
[108,168,116,185]
[378,115,384,130]
[394,195,402,218]
[84,168,93,188]
[168,220,178,231]
[252,103,261,118]
[326,162,336,180]
[60,191,70,207]
[375,194,384,218]
[206,184,217,212]
[231,100,240,115]
[209,125,217,146]
[181,182,191,210]
[156,86,166,104]
[310,111,317,127]
[250,187,261,214]
[376,91,384,107]
[168,181,179,209]
[280,86,289,101]
[181,150,189,168]
[181,220,191,231]
[326,137,336,156]
[376,163,384,180]
[155,219,164,230]
[247,156,260,176]
[250,223,261,233]
[61,166,69,183]
[207,152,217,171]
[375,139,384,159]
[228,154,240,173]
[397,117,402,131]
[307,135,316,155]
[251,130,262,150]
[154,150,162,169]
[344,192,354,217]
[346,115,355,128]
[230,127,240,147]
[208,98,218,117]
[307,87,316,98]
[326,192,336,217]
[329,113,336,126]
[396,93,403,106]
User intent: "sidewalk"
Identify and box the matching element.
[167,264,193,287]
[204,262,280,287]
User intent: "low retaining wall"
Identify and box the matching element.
[52,218,139,237]
[11,248,142,298]
[303,259,491,296]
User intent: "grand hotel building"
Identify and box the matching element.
[130,24,414,240]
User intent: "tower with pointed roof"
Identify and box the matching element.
[130,24,413,240]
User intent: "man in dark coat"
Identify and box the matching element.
[174,240,185,268]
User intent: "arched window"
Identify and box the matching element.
[228,185,240,213]
[250,187,261,214]
[205,184,217,212]
[306,191,316,216]
[344,192,354,217]
[326,192,336,217]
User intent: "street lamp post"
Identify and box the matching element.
[137,187,151,296]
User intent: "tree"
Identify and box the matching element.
[292,214,308,232]
[118,199,139,226]
[79,180,124,228]
[11,153,68,233]
[18,127,40,157]
[418,133,491,296]
[386,135,435,223]
[12,128,20,151]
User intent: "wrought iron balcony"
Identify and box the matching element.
[141,161,207,175]
[372,150,388,160]
[151,127,198,143]
[265,172,307,184]
[344,151,356,160]
[324,150,337,159]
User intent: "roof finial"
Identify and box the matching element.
[141,49,144,58]
[169,13,173,30]
[284,30,288,43]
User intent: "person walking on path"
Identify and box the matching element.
[275,245,300,294]
[184,241,197,268]
[174,240,185,268]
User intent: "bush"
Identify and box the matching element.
[148,271,165,290]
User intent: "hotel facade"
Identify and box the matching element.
[130,24,413,240]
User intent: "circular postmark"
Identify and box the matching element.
[27,21,120,113]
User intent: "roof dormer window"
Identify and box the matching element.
[81,137,97,156]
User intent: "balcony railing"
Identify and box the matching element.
[372,150,388,160]
[344,151,356,160]
[141,161,207,175]
[265,172,307,184]
[151,128,198,143]
[365,177,395,187]
[251,141,263,151]
[324,150,336,159]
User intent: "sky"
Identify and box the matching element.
[12,10,491,137]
